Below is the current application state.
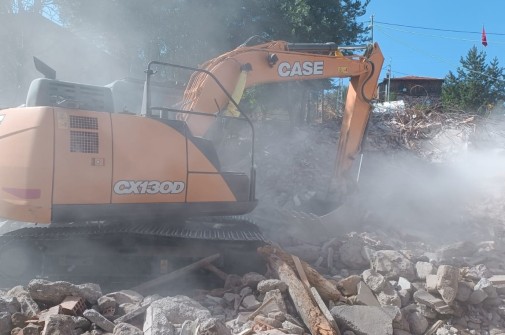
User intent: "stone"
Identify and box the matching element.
[268,311,286,322]
[377,283,401,308]
[198,318,231,335]
[143,304,176,335]
[144,296,210,330]
[339,236,369,269]
[28,279,102,305]
[257,280,288,294]
[224,274,243,290]
[83,309,115,333]
[406,311,428,335]
[105,291,143,306]
[73,316,91,329]
[415,262,436,280]
[98,296,117,315]
[392,330,411,335]
[412,290,453,315]
[372,250,415,281]
[0,312,12,335]
[355,281,380,307]
[113,322,143,335]
[436,265,459,304]
[474,278,497,298]
[397,277,412,292]
[337,275,362,296]
[330,305,394,335]
[41,314,75,335]
[362,269,387,293]
[21,323,40,335]
[456,281,474,302]
[282,320,304,335]
[242,272,266,289]
[6,286,39,318]
[10,312,28,328]
[241,295,261,310]
[254,315,282,329]
[397,289,411,308]
[425,275,438,294]
[0,297,20,314]
[261,289,287,315]
[468,288,488,305]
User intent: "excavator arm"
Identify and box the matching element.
[181,40,384,182]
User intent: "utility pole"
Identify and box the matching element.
[386,63,391,103]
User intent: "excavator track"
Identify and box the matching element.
[0,217,266,291]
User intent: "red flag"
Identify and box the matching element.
[482,26,488,46]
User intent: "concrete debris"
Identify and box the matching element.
[2,220,505,335]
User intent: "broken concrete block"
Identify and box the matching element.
[145,296,211,325]
[425,275,438,294]
[355,281,380,307]
[406,311,428,335]
[6,286,39,318]
[397,277,412,292]
[412,290,453,315]
[0,297,20,315]
[468,288,488,305]
[362,269,387,293]
[224,274,243,290]
[242,272,266,289]
[198,318,232,335]
[372,250,415,281]
[28,279,102,305]
[72,316,91,330]
[330,305,394,335]
[254,315,282,329]
[474,277,497,298]
[415,261,436,280]
[105,290,143,305]
[455,281,474,302]
[397,289,411,308]
[42,314,75,335]
[261,289,287,315]
[10,312,28,329]
[257,280,288,294]
[436,265,459,304]
[113,322,143,335]
[339,236,369,269]
[337,275,361,296]
[83,309,115,333]
[22,323,41,335]
[282,320,304,335]
[0,312,12,335]
[377,283,401,308]
[97,296,116,316]
[143,303,176,335]
[241,295,261,310]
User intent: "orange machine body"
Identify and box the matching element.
[0,105,254,223]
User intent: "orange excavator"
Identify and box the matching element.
[0,39,383,286]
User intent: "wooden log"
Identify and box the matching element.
[132,253,220,293]
[258,245,342,302]
[267,255,340,335]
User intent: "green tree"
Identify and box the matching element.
[442,46,505,113]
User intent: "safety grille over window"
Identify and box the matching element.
[69,115,98,130]
[70,131,99,153]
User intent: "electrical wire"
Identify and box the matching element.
[374,21,505,36]
[376,23,505,46]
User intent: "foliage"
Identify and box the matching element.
[442,46,505,114]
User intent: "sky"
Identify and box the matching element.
[361,0,505,82]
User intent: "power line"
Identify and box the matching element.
[372,20,505,36]
[377,24,505,45]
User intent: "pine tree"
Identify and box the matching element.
[442,46,505,113]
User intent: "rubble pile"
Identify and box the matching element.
[2,228,505,335]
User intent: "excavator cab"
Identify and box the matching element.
[0,59,257,224]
